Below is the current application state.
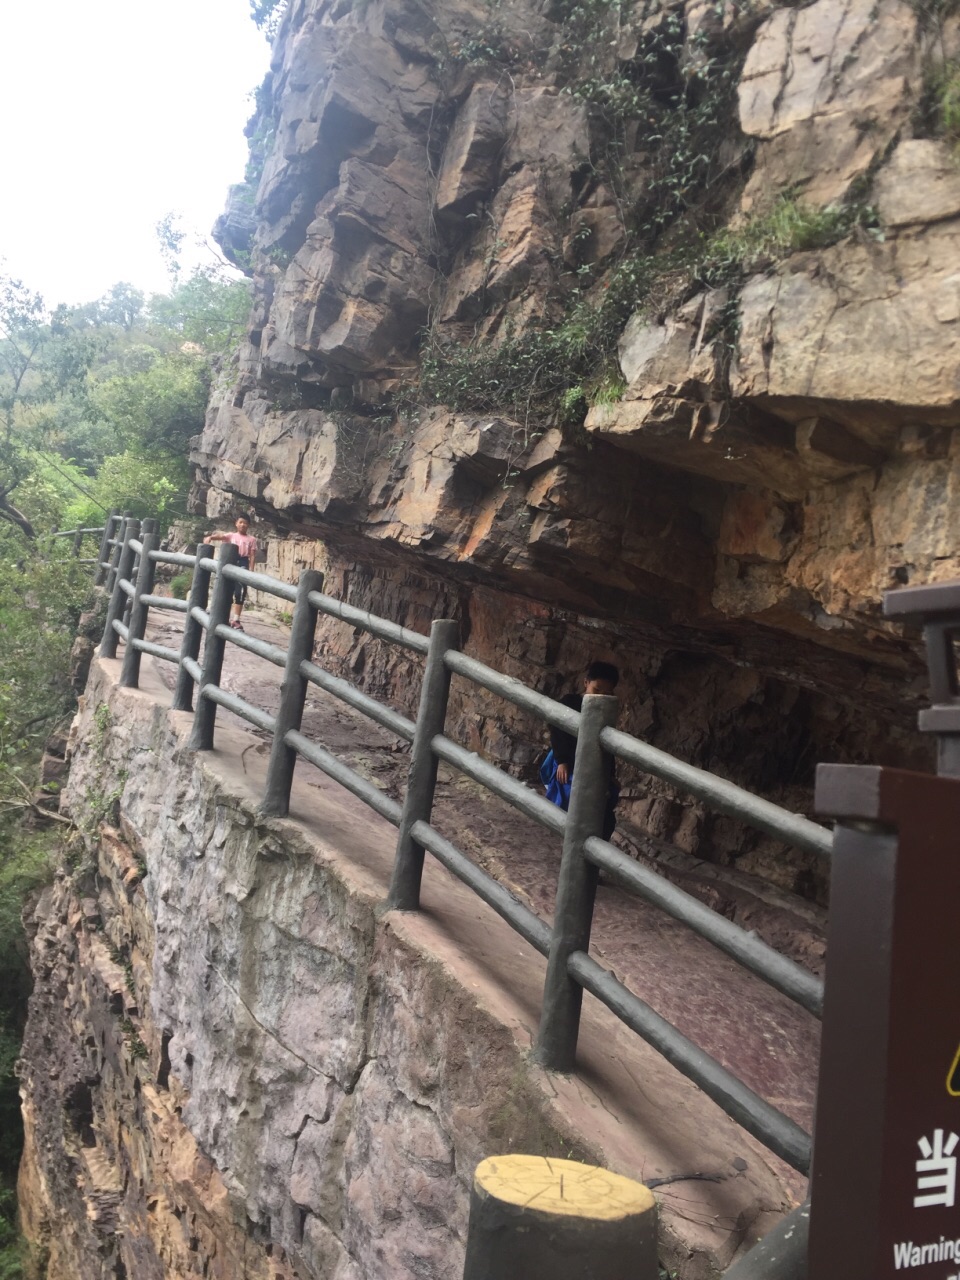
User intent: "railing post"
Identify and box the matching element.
[106,513,131,592]
[71,527,84,558]
[99,519,140,660]
[188,543,238,751]
[94,511,118,586]
[536,693,619,1072]
[119,519,158,689]
[260,568,325,818]
[387,618,460,911]
[172,545,215,713]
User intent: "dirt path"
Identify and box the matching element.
[145,605,821,1162]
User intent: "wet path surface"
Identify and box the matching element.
[144,605,821,1170]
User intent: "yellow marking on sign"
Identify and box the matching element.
[948,1043,960,1098]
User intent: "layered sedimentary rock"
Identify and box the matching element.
[191,0,960,893]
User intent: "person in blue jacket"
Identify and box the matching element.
[543,661,620,838]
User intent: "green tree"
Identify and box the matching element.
[250,0,287,37]
[0,276,104,538]
[148,269,251,355]
[89,349,210,460]
[76,281,146,331]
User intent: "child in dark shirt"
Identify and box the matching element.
[548,660,620,839]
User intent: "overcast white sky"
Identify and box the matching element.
[0,0,271,308]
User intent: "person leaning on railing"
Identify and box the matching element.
[544,661,621,839]
[204,514,258,633]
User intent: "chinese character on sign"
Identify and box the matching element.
[914,1130,960,1209]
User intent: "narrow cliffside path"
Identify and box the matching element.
[142,606,818,1203]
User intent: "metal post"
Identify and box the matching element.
[387,618,460,911]
[172,545,215,713]
[94,511,119,586]
[188,543,238,751]
[536,693,619,1072]
[71,527,84,558]
[119,519,158,689]
[260,568,325,817]
[100,519,140,660]
[462,1154,657,1280]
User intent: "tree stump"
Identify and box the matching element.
[462,1154,658,1280]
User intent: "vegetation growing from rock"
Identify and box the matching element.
[415,0,888,429]
[420,195,878,423]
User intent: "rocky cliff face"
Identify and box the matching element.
[197,0,957,886]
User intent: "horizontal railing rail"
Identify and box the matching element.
[69,514,831,1177]
[601,726,833,859]
[48,524,106,569]
[584,834,824,1016]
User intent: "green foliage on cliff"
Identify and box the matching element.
[249,0,287,38]
[927,60,960,155]
[421,252,655,419]
[421,196,877,422]
[420,0,751,422]
[417,0,887,435]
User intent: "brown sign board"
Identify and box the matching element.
[811,765,960,1280]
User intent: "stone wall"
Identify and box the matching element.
[17,657,804,1280]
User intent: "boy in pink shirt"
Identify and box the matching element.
[204,515,258,631]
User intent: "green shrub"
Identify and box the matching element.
[169,573,192,600]
[419,195,876,423]
[930,60,960,154]
[696,198,881,283]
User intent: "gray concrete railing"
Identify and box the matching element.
[73,516,828,1179]
[49,522,106,568]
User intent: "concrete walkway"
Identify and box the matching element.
[137,603,819,1266]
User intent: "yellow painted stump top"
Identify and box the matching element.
[474,1155,655,1221]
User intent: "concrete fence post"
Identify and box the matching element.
[100,519,140,659]
[105,514,130,593]
[462,1155,657,1280]
[94,512,119,586]
[119,519,158,689]
[260,567,325,818]
[188,543,238,751]
[387,618,460,911]
[536,693,619,1072]
[172,545,215,713]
